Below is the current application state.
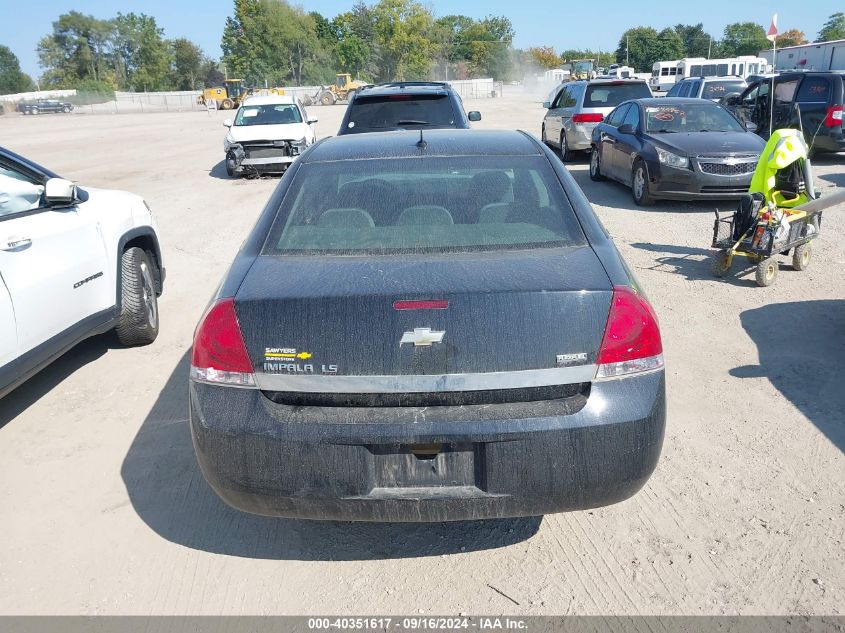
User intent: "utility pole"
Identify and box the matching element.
[626,36,629,65]
[708,36,712,59]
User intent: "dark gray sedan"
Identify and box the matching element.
[590,97,766,205]
[189,129,666,522]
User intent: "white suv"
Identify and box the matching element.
[0,146,164,397]
[222,94,318,177]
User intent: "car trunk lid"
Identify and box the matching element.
[234,247,612,388]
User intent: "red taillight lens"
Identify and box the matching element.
[572,113,604,123]
[190,298,255,387]
[596,286,664,379]
[393,299,449,310]
[824,105,843,127]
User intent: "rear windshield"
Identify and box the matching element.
[262,156,586,255]
[584,83,651,108]
[344,94,458,132]
[795,76,832,103]
[701,80,745,100]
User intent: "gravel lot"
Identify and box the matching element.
[0,93,843,616]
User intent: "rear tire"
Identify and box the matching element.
[792,242,812,270]
[221,98,234,110]
[320,91,336,106]
[632,160,654,206]
[346,89,356,103]
[559,132,572,162]
[711,250,731,277]
[589,147,606,181]
[115,247,159,346]
[301,94,313,107]
[755,257,779,287]
[62,106,71,113]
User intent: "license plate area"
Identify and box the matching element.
[368,443,476,488]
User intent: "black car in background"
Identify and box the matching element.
[17,99,74,115]
[722,71,845,155]
[337,82,480,135]
[189,129,666,522]
[590,97,766,205]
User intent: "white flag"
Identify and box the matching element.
[767,14,779,42]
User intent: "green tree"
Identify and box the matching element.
[171,38,205,90]
[817,12,845,42]
[0,45,34,94]
[37,11,115,87]
[201,59,225,87]
[655,27,685,62]
[615,26,662,71]
[673,23,713,58]
[372,0,436,81]
[113,13,171,90]
[221,0,264,82]
[720,22,770,57]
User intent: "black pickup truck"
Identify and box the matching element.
[16,99,74,115]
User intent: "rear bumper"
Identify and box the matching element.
[649,160,752,200]
[564,122,599,151]
[808,131,845,154]
[189,371,666,522]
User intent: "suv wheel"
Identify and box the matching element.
[631,160,654,206]
[115,247,159,346]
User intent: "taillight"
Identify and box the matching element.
[572,113,604,123]
[824,105,843,127]
[595,286,664,379]
[190,298,256,388]
[393,299,449,310]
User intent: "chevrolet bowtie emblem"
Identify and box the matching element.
[400,327,445,347]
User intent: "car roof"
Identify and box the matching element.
[241,94,298,106]
[357,82,453,96]
[687,76,745,81]
[304,129,541,163]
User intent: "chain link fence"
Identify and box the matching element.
[1,80,506,117]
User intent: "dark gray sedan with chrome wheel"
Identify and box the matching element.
[590,97,766,205]
[189,129,666,522]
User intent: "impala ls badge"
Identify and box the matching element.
[400,328,445,347]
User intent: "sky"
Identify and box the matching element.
[4,0,836,79]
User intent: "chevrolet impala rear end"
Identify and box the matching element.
[189,129,666,521]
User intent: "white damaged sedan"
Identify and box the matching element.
[223,95,318,178]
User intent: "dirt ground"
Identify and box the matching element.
[0,93,843,616]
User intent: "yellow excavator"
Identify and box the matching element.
[198,80,287,110]
[302,73,368,106]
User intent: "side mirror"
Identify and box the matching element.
[542,101,551,109]
[307,115,319,124]
[468,111,481,122]
[745,121,758,132]
[618,124,636,135]
[223,118,233,128]
[44,178,77,205]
